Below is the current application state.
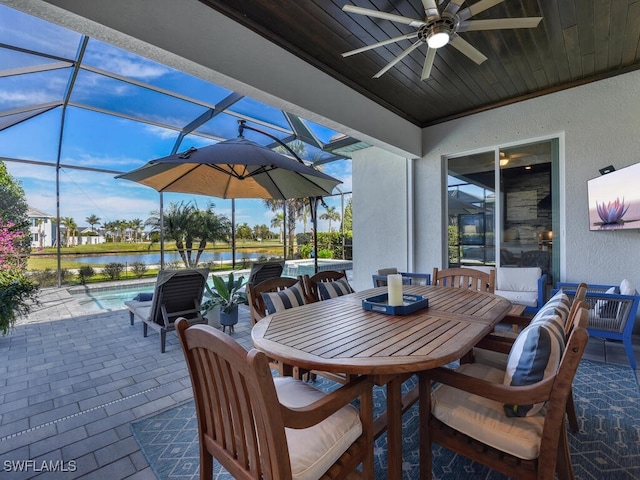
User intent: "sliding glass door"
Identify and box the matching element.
[446,138,559,285]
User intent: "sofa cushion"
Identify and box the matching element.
[262,282,306,315]
[495,289,539,308]
[274,376,362,480]
[317,278,354,300]
[497,267,541,292]
[620,279,637,296]
[432,363,545,460]
[595,287,618,318]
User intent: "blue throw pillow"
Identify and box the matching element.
[317,278,354,300]
[133,292,153,301]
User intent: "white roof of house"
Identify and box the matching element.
[27,207,54,218]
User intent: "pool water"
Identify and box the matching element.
[74,286,156,312]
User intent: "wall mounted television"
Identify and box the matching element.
[588,161,640,231]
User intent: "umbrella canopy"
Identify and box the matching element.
[116,137,341,199]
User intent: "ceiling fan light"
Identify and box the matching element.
[499,158,509,167]
[427,30,450,48]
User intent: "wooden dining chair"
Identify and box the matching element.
[432,266,496,293]
[246,276,302,325]
[468,284,587,432]
[419,301,589,480]
[302,269,351,303]
[176,319,374,480]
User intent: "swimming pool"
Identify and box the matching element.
[72,284,157,312]
[71,260,353,312]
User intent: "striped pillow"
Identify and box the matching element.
[527,290,571,349]
[262,282,306,315]
[317,278,354,300]
[503,318,564,417]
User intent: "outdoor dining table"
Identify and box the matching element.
[251,284,513,480]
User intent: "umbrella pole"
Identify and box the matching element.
[283,201,287,261]
[160,192,164,270]
[310,196,319,274]
[231,199,236,270]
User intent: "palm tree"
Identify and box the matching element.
[61,217,75,247]
[129,218,143,243]
[320,205,341,233]
[263,199,306,258]
[270,212,284,243]
[86,214,100,232]
[146,201,231,268]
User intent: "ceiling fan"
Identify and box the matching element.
[342,0,542,80]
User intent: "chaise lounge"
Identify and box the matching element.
[125,268,209,352]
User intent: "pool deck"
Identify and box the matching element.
[1,284,638,479]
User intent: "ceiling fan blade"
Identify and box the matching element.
[342,33,418,57]
[421,48,437,80]
[444,0,466,15]
[421,0,440,20]
[449,36,488,64]
[459,17,542,31]
[373,40,423,78]
[342,5,426,28]
[457,0,505,21]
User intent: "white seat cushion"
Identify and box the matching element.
[495,289,539,307]
[273,376,362,480]
[432,363,545,460]
[497,267,541,291]
[124,300,152,321]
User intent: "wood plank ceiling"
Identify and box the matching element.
[199,0,640,128]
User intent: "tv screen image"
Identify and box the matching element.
[588,162,640,231]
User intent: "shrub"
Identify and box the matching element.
[0,270,38,335]
[78,265,95,284]
[131,261,147,278]
[103,262,124,280]
[30,268,57,287]
[317,249,333,259]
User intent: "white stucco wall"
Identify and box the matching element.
[351,148,412,291]
[413,69,640,295]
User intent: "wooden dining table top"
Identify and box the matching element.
[251,285,513,376]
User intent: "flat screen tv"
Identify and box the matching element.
[588,162,640,230]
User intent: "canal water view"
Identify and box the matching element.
[67,250,264,265]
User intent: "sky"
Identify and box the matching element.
[0,4,353,234]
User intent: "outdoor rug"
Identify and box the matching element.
[131,359,640,479]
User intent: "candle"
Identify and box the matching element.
[387,274,403,306]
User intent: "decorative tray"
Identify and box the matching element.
[362,293,429,315]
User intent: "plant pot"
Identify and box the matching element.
[204,306,221,328]
[220,304,239,333]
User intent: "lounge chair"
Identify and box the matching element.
[125,268,209,352]
[247,259,285,286]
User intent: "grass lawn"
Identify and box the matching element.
[27,241,285,270]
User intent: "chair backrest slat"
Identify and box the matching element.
[432,267,496,293]
[178,321,291,480]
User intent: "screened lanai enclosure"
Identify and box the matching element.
[0,3,361,284]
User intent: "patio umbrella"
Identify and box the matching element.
[116,137,340,200]
[117,130,341,273]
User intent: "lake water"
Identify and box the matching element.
[62,250,265,265]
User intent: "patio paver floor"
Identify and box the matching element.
[1,286,638,479]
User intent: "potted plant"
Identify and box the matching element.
[201,272,248,332]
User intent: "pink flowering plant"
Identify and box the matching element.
[0,219,38,335]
